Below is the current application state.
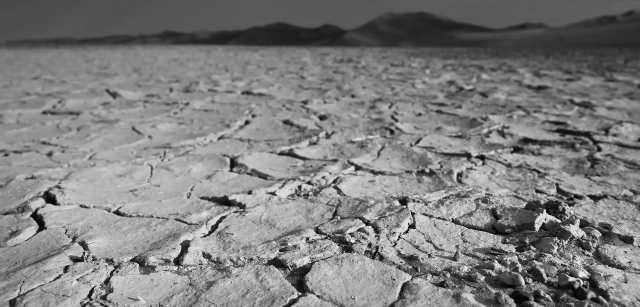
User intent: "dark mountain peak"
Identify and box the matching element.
[568,9,640,27]
[370,11,455,25]
[502,22,551,31]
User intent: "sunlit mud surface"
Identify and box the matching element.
[1,46,639,306]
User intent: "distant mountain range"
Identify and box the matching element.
[6,9,640,47]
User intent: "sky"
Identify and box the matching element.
[0,0,639,40]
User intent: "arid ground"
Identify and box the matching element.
[1,46,640,307]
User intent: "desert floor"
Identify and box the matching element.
[1,46,640,307]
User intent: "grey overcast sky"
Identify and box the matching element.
[0,0,639,40]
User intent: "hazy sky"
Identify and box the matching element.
[1,0,639,40]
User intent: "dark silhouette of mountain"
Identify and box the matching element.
[5,9,640,47]
[501,22,550,31]
[566,9,640,28]
[330,12,494,46]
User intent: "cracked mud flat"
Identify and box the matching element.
[1,46,639,307]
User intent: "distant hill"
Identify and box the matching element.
[11,23,345,46]
[330,12,494,46]
[5,9,640,48]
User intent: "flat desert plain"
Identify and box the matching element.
[1,46,640,307]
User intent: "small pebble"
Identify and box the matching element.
[454,249,462,261]
[525,277,533,284]
[589,272,606,289]
[574,287,596,301]
[520,301,541,307]
[494,291,516,307]
[583,227,602,239]
[569,268,589,280]
[569,279,582,290]
[558,273,572,288]
[510,289,534,304]
[594,296,609,306]
[532,266,548,283]
[533,289,553,302]
[439,279,455,289]
[500,271,526,287]
[580,240,595,251]
[574,300,589,307]
[467,272,485,283]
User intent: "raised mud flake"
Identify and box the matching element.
[231,116,320,142]
[116,198,234,225]
[335,196,404,222]
[304,253,411,307]
[547,170,632,198]
[454,208,498,233]
[186,197,334,264]
[0,151,59,180]
[277,239,342,269]
[597,244,640,272]
[317,218,366,236]
[573,198,640,234]
[336,172,452,199]
[193,138,251,156]
[39,204,198,264]
[13,261,112,307]
[415,134,504,157]
[460,160,552,195]
[490,152,591,176]
[195,265,297,307]
[349,143,438,174]
[373,208,413,241]
[393,278,485,307]
[142,153,230,200]
[0,212,38,247]
[287,138,376,161]
[233,151,323,180]
[53,122,146,152]
[411,214,509,255]
[599,143,640,166]
[51,163,150,210]
[106,271,191,306]
[291,294,338,307]
[407,195,476,222]
[588,264,640,306]
[492,206,556,234]
[0,228,84,303]
[0,178,55,214]
[391,111,487,136]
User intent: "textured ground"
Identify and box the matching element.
[1,46,640,307]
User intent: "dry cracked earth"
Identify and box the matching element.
[1,46,640,307]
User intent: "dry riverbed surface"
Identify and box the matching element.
[1,46,640,307]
